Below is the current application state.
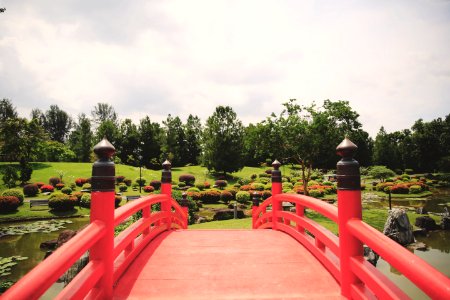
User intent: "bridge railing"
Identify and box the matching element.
[253,138,450,300]
[1,139,187,300]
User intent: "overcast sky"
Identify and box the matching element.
[1,0,449,137]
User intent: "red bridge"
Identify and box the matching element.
[2,138,450,299]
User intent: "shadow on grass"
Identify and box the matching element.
[31,162,52,170]
[49,208,85,217]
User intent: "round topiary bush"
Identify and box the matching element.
[49,177,61,187]
[135,177,147,187]
[48,194,77,211]
[23,183,39,197]
[115,176,125,184]
[282,182,293,190]
[72,191,83,201]
[220,190,234,203]
[195,182,205,190]
[308,189,324,198]
[390,184,409,194]
[80,193,91,208]
[40,184,54,193]
[115,195,122,208]
[409,185,422,194]
[187,187,200,193]
[236,191,250,204]
[179,174,196,186]
[75,178,87,187]
[178,182,186,188]
[143,185,155,193]
[1,189,24,205]
[61,187,72,195]
[119,184,128,192]
[124,179,132,186]
[250,183,265,191]
[36,182,45,189]
[262,190,272,199]
[55,183,65,190]
[199,190,221,203]
[0,196,20,212]
[150,180,161,190]
[81,183,92,191]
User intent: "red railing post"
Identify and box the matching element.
[271,159,282,229]
[336,138,363,298]
[252,192,261,228]
[181,192,189,228]
[161,160,172,229]
[90,138,116,299]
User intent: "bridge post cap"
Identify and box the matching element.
[336,137,357,159]
[93,137,116,160]
[181,192,188,207]
[162,160,172,170]
[252,192,261,206]
[272,159,281,170]
[182,192,187,199]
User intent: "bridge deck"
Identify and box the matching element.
[113,230,343,299]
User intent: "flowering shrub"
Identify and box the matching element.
[199,190,221,203]
[220,190,234,203]
[40,185,54,193]
[56,183,65,190]
[49,194,77,211]
[179,174,196,186]
[0,196,20,212]
[143,185,155,193]
[215,180,228,189]
[236,191,250,203]
[2,189,24,205]
[376,182,394,192]
[187,191,202,200]
[75,178,88,187]
[150,180,161,190]
[72,191,83,201]
[23,184,39,197]
[49,177,61,187]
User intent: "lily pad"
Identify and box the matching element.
[0,219,73,237]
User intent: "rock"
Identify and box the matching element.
[413,228,428,237]
[57,230,78,248]
[441,216,450,230]
[363,246,379,266]
[415,216,439,230]
[415,207,428,215]
[383,208,415,245]
[407,242,429,252]
[40,239,58,250]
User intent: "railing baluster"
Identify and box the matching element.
[161,160,172,228]
[271,160,282,229]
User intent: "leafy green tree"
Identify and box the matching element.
[41,141,76,162]
[19,157,33,184]
[91,103,118,126]
[69,114,93,162]
[139,116,163,169]
[117,119,140,165]
[42,105,73,143]
[0,99,17,123]
[372,127,399,169]
[1,166,18,188]
[162,115,186,167]
[202,106,245,175]
[95,120,119,145]
[368,165,395,182]
[184,114,202,165]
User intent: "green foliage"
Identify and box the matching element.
[195,182,205,190]
[368,166,396,182]
[409,185,422,194]
[49,176,61,186]
[48,193,77,211]
[308,189,324,198]
[282,182,293,190]
[80,193,91,208]
[41,141,76,162]
[187,187,200,193]
[19,159,33,184]
[236,191,250,203]
[135,177,147,186]
[61,187,72,195]
[1,166,18,188]
[119,184,128,192]
[41,105,72,143]
[68,113,93,162]
[81,183,91,190]
[215,180,228,189]
[1,189,24,205]
[250,182,264,191]
[200,190,221,203]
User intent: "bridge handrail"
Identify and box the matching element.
[1,220,106,300]
[347,218,450,299]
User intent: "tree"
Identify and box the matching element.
[95,120,119,146]
[69,114,93,162]
[139,116,163,169]
[184,115,202,165]
[368,166,395,182]
[42,105,73,143]
[117,119,140,165]
[162,115,186,167]
[91,103,118,126]
[0,99,17,123]
[202,106,245,175]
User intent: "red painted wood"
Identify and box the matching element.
[113,230,343,299]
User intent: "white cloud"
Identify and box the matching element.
[0,0,449,137]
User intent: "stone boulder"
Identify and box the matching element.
[415,216,439,230]
[383,208,414,245]
[441,216,450,230]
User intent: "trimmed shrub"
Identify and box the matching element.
[56,183,65,190]
[150,180,161,190]
[80,193,91,208]
[308,189,324,198]
[116,176,125,184]
[0,196,20,212]
[179,174,196,186]
[178,182,186,188]
[282,182,293,190]
[124,179,132,186]
[195,182,205,190]
[238,178,251,185]
[409,185,422,194]
[187,187,200,193]
[36,182,45,189]
[119,184,128,192]
[204,181,211,189]
[61,187,72,195]
[250,183,265,191]
[322,181,333,186]
[264,183,272,190]
[143,185,155,193]
[240,185,252,191]
[401,174,411,181]
[259,173,270,178]
[220,190,234,203]
[72,191,83,201]
[23,184,39,197]
[257,177,270,184]
[135,177,147,187]
[215,180,228,189]
[81,183,92,190]
[187,191,202,200]
[40,184,54,193]
[2,189,24,205]
[307,180,319,186]
[236,191,250,203]
[49,177,61,187]
[200,190,221,203]
[390,184,409,194]
[75,178,88,187]
[115,195,122,208]
[48,194,77,211]
[262,190,272,200]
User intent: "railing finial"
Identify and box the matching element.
[336,137,360,190]
[92,138,116,192]
[161,160,172,183]
[272,159,281,170]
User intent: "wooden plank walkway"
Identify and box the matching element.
[113,230,343,299]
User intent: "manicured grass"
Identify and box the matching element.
[0,204,90,223]
[189,217,252,229]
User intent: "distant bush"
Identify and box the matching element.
[308,189,324,198]
[56,183,65,190]
[124,179,132,186]
[178,182,186,188]
[135,177,147,187]
[307,180,319,186]
[119,184,128,192]
[143,185,155,193]
[49,177,61,187]
[236,191,250,203]
[409,185,422,194]
[72,191,83,201]
[404,169,414,175]
[1,189,24,205]
[238,178,251,185]
[204,181,211,189]
[262,190,272,200]
[0,196,20,212]
[75,178,88,187]
[36,182,45,189]
[322,181,333,186]
[23,184,39,197]
[215,180,228,189]
[150,180,161,190]
[257,177,270,184]
[115,195,122,208]
[250,174,257,180]
[195,182,205,190]
[259,173,270,178]
[179,174,196,186]
[115,175,125,184]
[240,185,252,191]
[360,184,366,190]
[250,183,265,191]
[187,191,202,200]
[49,194,77,211]
[80,193,91,208]
[390,184,409,194]
[220,190,234,203]
[282,182,293,190]
[61,187,72,195]
[187,187,200,193]
[200,190,221,203]
[40,185,54,193]
[81,183,92,190]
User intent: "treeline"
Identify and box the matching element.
[0,98,449,177]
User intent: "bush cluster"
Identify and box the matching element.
[61,187,72,195]
[1,189,24,205]
[115,176,125,184]
[49,194,77,211]
[250,183,264,191]
[199,190,221,203]
[23,184,39,197]
[390,184,409,194]
[135,177,147,186]
[409,185,422,194]
[124,179,132,186]
[119,184,128,192]
[0,196,20,212]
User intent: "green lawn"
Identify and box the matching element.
[0,204,90,223]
